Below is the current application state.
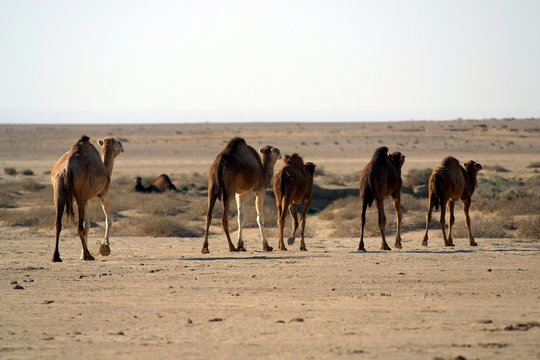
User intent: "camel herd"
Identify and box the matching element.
[50,135,483,262]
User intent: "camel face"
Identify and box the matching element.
[260,146,282,161]
[98,138,124,157]
[389,152,405,169]
[465,160,482,174]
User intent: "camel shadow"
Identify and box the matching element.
[179,254,325,261]
[349,248,539,254]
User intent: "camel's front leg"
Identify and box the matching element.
[299,200,310,251]
[77,203,94,261]
[99,196,112,256]
[447,200,456,246]
[255,190,272,251]
[463,200,477,246]
[235,193,247,251]
[377,200,391,250]
[392,195,403,249]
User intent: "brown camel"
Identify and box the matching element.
[358,146,405,251]
[273,154,316,251]
[202,137,281,254]
[422,157,482,247]
[134,174,177,193]
[51,135,124,262]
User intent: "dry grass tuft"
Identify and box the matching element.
[121,216,203,237]
[515,216,540,239]
[4,167,17,176]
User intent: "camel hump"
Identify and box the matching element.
[440,156,460,168]
[371,146,389,162]
[78,135,90,143]
[225,137,247,152]
[284,153,304,166]
[305,162,316,175]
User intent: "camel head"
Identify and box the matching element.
[305,162,316,176]
[98,137,124,157]
[388,151,406,169]
[464,160,482,175]
[134,176,142,185]
[259,145,282,163]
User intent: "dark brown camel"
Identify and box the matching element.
[422,157,482,247]
[273,154,316,251]
[134,174,177,193]
[51,135,124,262]
[358,146,405,251]
[202,137,281,254]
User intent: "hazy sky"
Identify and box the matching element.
[1,0,539,122]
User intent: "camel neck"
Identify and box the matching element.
[101,148,115,178]
[261,156,275,187]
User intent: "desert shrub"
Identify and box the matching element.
[4,167,17,176]
[515,216,540,239]
[483,164,510,172]
[526,162,540,169]
[20,179,45,192]
[450,216,509,239]
[21,169,34,176]
[0,206,55,229]
[405,168,432,187]
[0,192,16,208]
[122,216,203,237]
[401,193,426,212]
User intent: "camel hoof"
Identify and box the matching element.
[381,245,392,251]
[201,248,210,254]
[394,243,402,249]
[84,255,95,261]
[470,241,478,246]
[237,247,247,252]
[287,237,296,245]
[229,247,239,252]
[422,240,428,246]
[263,245,273,252]
[99,244,111,256]
[280,247,288,251]
[444,242,455,247]
[358,247,366,252]
[300,247,307,251]
[52,256,62,263]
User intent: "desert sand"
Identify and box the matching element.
[1,120,539,359]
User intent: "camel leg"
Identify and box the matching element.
[235,193,247,251]
[299,200,311,251]
[201,194,217,254]
[222,193,237,252]
[377,200,391,250]
[422,194,436,246]
[77,202,94,261]
[99,196,112,256]
[447,200,455,246]
[463,199,477,246]
[392,195,403,249]
[358,199,368,251]
[439,199,452,246]
[256,190,273,251]
[277,198,288,251]
[287,203,299,246]
[52,193,64,262]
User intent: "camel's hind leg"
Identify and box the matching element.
[235,193,247,251]
[277,198,289,251]
[98,196,112,256]
[287,203,299,246]
[463,199,478,246]
[358,199,368,251]
[201,193,217,254]
[439,199,452,247]
[299,199,311,251]
[392,194,403,249]
[422,194,436,246]
[447,200,456,246]
[52,192,65,262]
[222,193,237,252]
[255,190,273,251]
[377,200,391,250]
[77,202,94,260]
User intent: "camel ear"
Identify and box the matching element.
[98,139,104,146]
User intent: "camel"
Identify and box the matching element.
[202,137,281,254]
[422,157,482,247]
[51,135,124,262]
[273,154,316,251]
[358,146,405,251]
[134,174,177,193]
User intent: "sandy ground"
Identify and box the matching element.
[1,232,539,360]
[1,120,540,359]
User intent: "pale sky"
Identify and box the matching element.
[1,0,539,122]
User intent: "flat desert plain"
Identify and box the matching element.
[1,119,539,360]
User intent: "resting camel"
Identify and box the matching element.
[202,137,281,254]
[358,146,405,251]
[273,154,316,251]
[134,174,177,193]
[422,157,482,247]
[51,135,124,262]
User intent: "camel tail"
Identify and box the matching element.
[213,158,226,201]
[360,173,375,208]
[431,174,442,211]
[64,169,75,221]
